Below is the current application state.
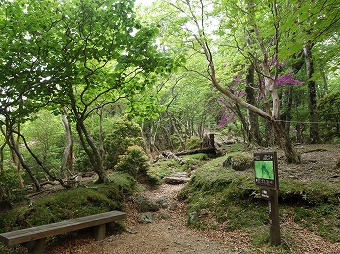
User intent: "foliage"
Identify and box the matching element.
[98,172,137,201]
[318,91,340,141]
[0,0,179,184]
[103,118,144,169]
[115,146,150,179]
[20,110,65,181]
[0,169,20,202]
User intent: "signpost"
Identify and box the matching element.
[253,152,281,246]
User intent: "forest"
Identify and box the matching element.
[0,0,339,253]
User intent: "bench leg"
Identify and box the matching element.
[94,224,106,240]
[24,238,46,254]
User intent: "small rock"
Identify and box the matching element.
[187,211,199,225]
[138,213,153,224]
[169,202,178,211]
[155,196,169,208]
[159,212,171,219]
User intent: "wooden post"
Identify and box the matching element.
[94,224,107,240]
[269,189,281,246]
[25,239,46,254]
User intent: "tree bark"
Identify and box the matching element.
[245,63,261,144]
[0,142,5,173]
[7,131,41,191]
[281,86,293,136]
[76,118,109,184]
[69,90,108,184]
[273,121,300,163]
[60,108,74,178]
[303,43,320,144]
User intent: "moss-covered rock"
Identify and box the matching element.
[222,153,253,171]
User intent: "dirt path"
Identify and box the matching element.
[47,182,340,254]
[48,184,255,254]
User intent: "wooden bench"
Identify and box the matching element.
[0,210,126,254]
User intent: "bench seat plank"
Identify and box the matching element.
[0,210,126,246]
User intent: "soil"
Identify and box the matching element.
[41,145,340,253]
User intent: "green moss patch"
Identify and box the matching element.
[179,155,340,244]
[0,172,135,233]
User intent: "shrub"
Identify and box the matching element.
[115,146,149,179]
[103,118,144,169]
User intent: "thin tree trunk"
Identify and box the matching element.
[13,130,71,189]
[98,107,105,161]
[168,112,185,150]
[0,142,6,172]
[281,86,293,136]
[60,108,74,178]
[7,131,41,191]
[15,121,24,188]
[245,63,261,144]
[320,68,328,97]
[303,43,320,144]
[68,89,108,184]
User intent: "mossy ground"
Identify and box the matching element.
[179,150,340,248]
[0,172,136,254]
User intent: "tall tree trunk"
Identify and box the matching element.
[98,107,105,161]
[69,90,108,184]
[281,86,293,136]
[76,118,108,184]
[303,43,320,143]
[245,63,261,144]
[0,142,5,172]
[15,121,24,188]
[273,121,300,163]
[60,108,74,178]
[168,112,185,150]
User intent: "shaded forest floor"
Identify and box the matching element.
[45,144,340,254]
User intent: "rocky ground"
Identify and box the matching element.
[44,144,340,253]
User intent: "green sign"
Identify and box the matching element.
[253,152,278,189]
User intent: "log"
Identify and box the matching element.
[163,176,191,184]
[175,147,216,156]
[162,151,185,165]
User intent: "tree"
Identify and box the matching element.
[0,0,177,184]
[149,0,302,162]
